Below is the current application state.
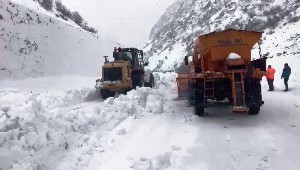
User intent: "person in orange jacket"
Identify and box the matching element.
[266,65,276,91]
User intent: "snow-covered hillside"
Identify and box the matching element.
[0,0,111,79]
[145,0,300,72]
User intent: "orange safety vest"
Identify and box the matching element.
[266,68,276,80]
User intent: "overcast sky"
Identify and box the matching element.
[61,0,175,48]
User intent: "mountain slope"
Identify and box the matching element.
[0,0,110,79]
[145,0,300,71]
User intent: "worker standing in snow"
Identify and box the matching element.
[266,65,276,91]
[281,63,291,92]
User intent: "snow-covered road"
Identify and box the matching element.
[1,73,300,170]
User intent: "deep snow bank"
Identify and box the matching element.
[1,72,300,169]
[0,0,110,79]
[0,73,180,169]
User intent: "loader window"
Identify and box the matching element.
[121,52,133,61]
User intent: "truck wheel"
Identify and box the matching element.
[188,82,194,106]
[248,80,262,115]
[248,106,260,115]
[194,102,204,116]
[194,82,205,116]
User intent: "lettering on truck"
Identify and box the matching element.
[217,38,243,46]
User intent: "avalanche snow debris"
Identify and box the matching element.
[0,73,181,169]
[1,70,300,169]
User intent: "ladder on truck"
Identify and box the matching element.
[203,77,215,104]
[231,71,248,112]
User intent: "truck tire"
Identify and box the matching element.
[248,106,260,115]
[194,82,205,116]
[194,103,204,116]
[248,79,262,115]
[188,82,194,106]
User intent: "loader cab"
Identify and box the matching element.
[117,48,144,69]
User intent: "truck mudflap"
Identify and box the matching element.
[176,73,189,98]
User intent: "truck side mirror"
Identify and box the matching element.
[184,56,189,65]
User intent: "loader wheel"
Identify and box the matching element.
[149,74,155,88]
[133,77,144,89]
[145,73,155,88]
[100,89,112,99]
[248,106,260,115]
[194,82,205,117]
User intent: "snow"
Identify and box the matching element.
[146,0,300,72]
[1,71,300,169]
[103,81,122,84]
[1,0,300,169]
[147,43,187,71]
[0,0,113,79]
[227,53,242,60]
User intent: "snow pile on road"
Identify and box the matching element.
[0,0,112,79]
[1,72,300,169]
[0,73,182,170]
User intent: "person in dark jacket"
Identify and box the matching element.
[113,47,119,61]
[281,63,291,92]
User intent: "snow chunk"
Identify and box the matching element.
[146,94,164,114]
[227,53,242,60]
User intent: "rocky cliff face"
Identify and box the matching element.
[145,0,300,71]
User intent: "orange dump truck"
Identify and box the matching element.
[177,29,266,116]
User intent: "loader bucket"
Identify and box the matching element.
[176,73,189,98]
